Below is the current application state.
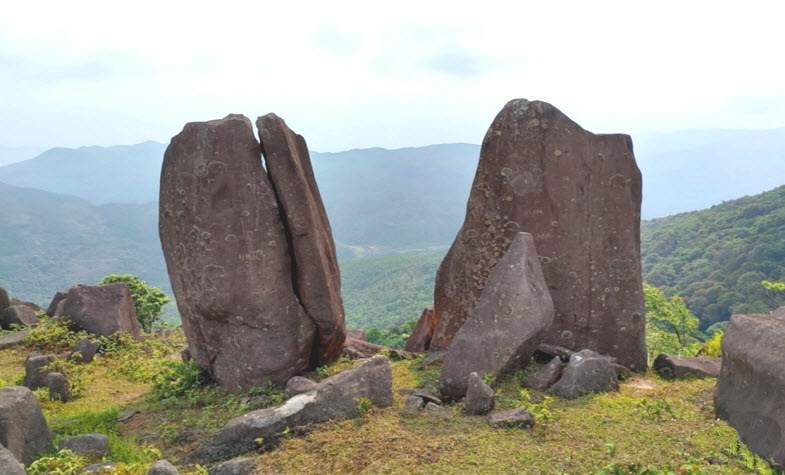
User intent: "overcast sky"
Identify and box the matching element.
[1,1,784,151]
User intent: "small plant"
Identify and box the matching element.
[151,360,204,401]
[697,331,723,357]
[24,317,88,351]
[636,398,677,422]
[247,382,285,407]
[100,274,171,332]
[26,449,86,475]
[482,372,496,387]
[518,389,555,423]
[355,396,374,418]
[725,440,778,475]
[44,358,91,399]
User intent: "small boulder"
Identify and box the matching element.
[184,355,393,463]
[487,408,535,429]
[524,357,564,391]
[405,305,438,353]
[0,386,54,464]
[209,456,257,475]
[423,402,452,418]
[0,304,40,329]
[439,233,554,400]
[148,459,180,475]
[0,330,29,351]
[284,376,317,399]
[402,395,426,416]
[0,288,10,312]
[46,372,71,402]
[53,283,141,337]
[653,354,721,379]
[549,350,619,399]
[69,339,99,364]
[0,443,25,475]
[59,433,109,457]
[23,354,56,390]
[464,372,495,415]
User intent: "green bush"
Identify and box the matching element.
[27,449,86,475]
[151,360,204,401]
[697,331,723,357]
[24,317,88,351]
[100,274,171,332]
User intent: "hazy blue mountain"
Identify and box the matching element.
[0,181,168,305]
[0,141,166,204]
[636,128,785,218]
[0,145,44,167]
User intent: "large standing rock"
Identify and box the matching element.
[433,99,646,371]
[159,115,317,390]
[715,307,785,466]
[0,386,54,464]
[405,305,438,353]
[54,283,141,337]
[549,349,619,399]
[0,443,25,475]
[0,304,40,329]
[257,113,346,362]
[183,355,393,463]
[653,354,721,379]
[439,233,554,400]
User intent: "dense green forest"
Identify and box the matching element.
[642,184,785,328]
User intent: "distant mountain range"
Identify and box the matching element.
[1,128,784,328]
[0,145,44,167]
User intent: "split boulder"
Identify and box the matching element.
[439,233,554,400]
[433,99,646,371]
[257,113,346,361]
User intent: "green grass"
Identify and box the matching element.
[2,328,778,474]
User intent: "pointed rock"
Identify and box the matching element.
[439,233,554,400]
[464,372,495,415]
[159,114,316,390]
[257,114,345,363]
[433,99,646,371]
[405,305,438,353]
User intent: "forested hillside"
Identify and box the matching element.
[642,184,785,328]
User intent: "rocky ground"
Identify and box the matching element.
[0,323,775,474]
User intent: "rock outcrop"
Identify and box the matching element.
[160,114,345,390]
[0,386,54,464]
[0,304,40,328]
[257,113,346,362]
[432,99,646,371]
[405,305,438,352]
[184,356,393,463]
[23,354,56,390]
[548,349,619,399]
[53,283,141,337]
[439,233,554,400]
[653,354,721,379]
[715,307,785,466]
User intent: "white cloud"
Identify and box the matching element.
[0,0,783,150]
